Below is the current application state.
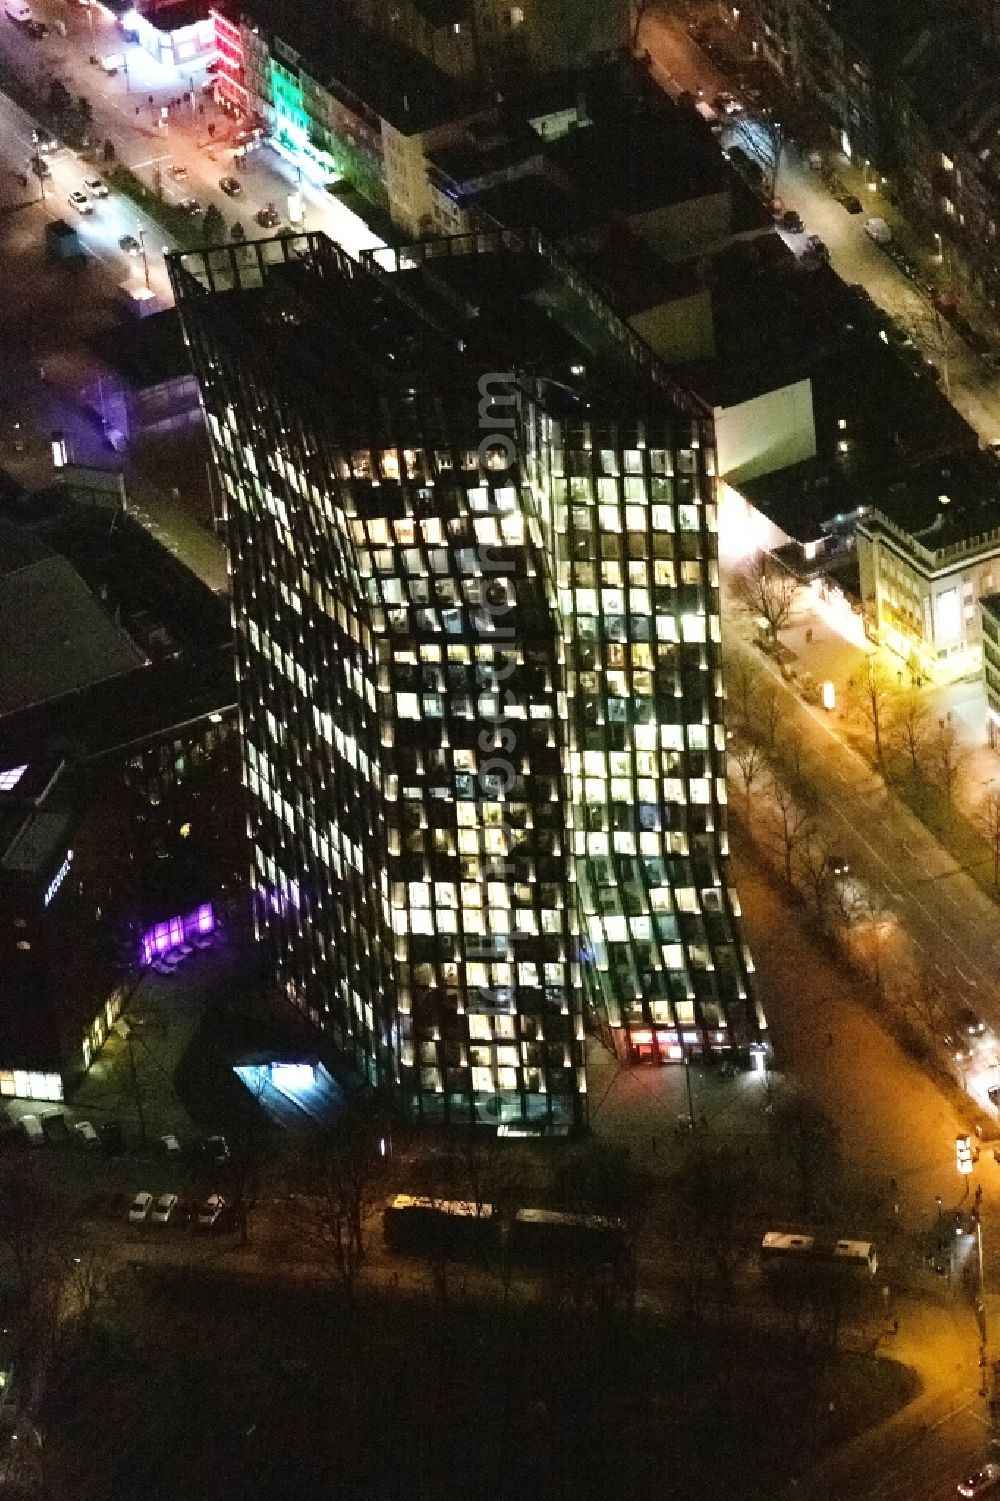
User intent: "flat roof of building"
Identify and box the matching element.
[169,227,710,444]
[826,0,944,61]
[1,805,72,877]
[858,450,1000,555]
[243,0,480,133]
[0,524,147,718]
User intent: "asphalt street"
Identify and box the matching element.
[725,600,1000,1088]
[641,5,1000,446]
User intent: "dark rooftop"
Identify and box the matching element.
[858,451,1000,556]
[169,227,710,437]
[0,522,146,717]
[826,0,957,62]
[91,307,193,392]
[242,0,481,133]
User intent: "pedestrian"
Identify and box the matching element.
[889,1176,897,1192]
[891,1317,899,1335]
[650,1136,657,1155]
[826,1031,833,1047]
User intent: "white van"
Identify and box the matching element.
[20,1115,44,1147]
[5,2,32,22]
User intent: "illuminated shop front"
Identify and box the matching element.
[122,4,215,69]
[171,228,763,1133]
[140,901,215,964]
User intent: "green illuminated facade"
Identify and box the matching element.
[170,229,762,1133]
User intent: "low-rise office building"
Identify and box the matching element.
[981,592,1000,744]
[0,510,242,1099]
[857,452,1000,680]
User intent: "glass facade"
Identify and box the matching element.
[170,229,762,1133]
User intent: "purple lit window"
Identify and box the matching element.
[139,903,215,965]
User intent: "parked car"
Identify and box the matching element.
[151,1193,179,1225]
[68,189,92,215]
[824,853,850,881]
[20,1114,43,1147]
[197,1193,226,1229]
[256,203,280,228]
[957,1462,1000,1497]
[24,18,46,37]
[779,208,804,233]
[83,176,108,198]
[188,1134,230,1166]
[178,196,201,216]
[98,1120,125,1155]
[74,1120,99,1148]
[168,163,188,180]
[40,1111,69,1144]
[841,193,863,214]
[128,1191,154,1224]
[219,175,242,196]
[161,1133,182,1156]
[956,1006,987,1036]
[864,216,892,244]
[118,233,141,256]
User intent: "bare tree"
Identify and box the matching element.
[897,956,948,1047]
[796,830,839,929]
[751,685,782,751]
[850,655,893,770]
[291,1101,386,1292]
[734,554,797,646]
[766,775,813,887]
[732,734,765,807]
[0,1159,71,1416]
[890,687,930,776]
[977,787,1000,887]
[724,653,761,730]
[930,713,966,810]
[774,729,815,808]
[759,113,785,201]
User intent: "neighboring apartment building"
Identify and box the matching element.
[213,2,484,232]
[857,453,1000,681]
[170,228,763,1133]
[746,0,1000,307]
[352,0,629,83]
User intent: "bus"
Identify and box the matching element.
[382,1194,496,1257]
[760,1231,877,1276]
[509,1208,626,1265]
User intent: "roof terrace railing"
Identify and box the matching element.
[361,227,712,421]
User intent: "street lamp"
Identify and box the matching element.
[933,231,943,264]
[137,225,149,290]
[684,1053,696,1129]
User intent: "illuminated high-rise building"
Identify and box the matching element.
[170,228,763,1133]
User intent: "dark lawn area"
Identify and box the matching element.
[42,1269,916,1501]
